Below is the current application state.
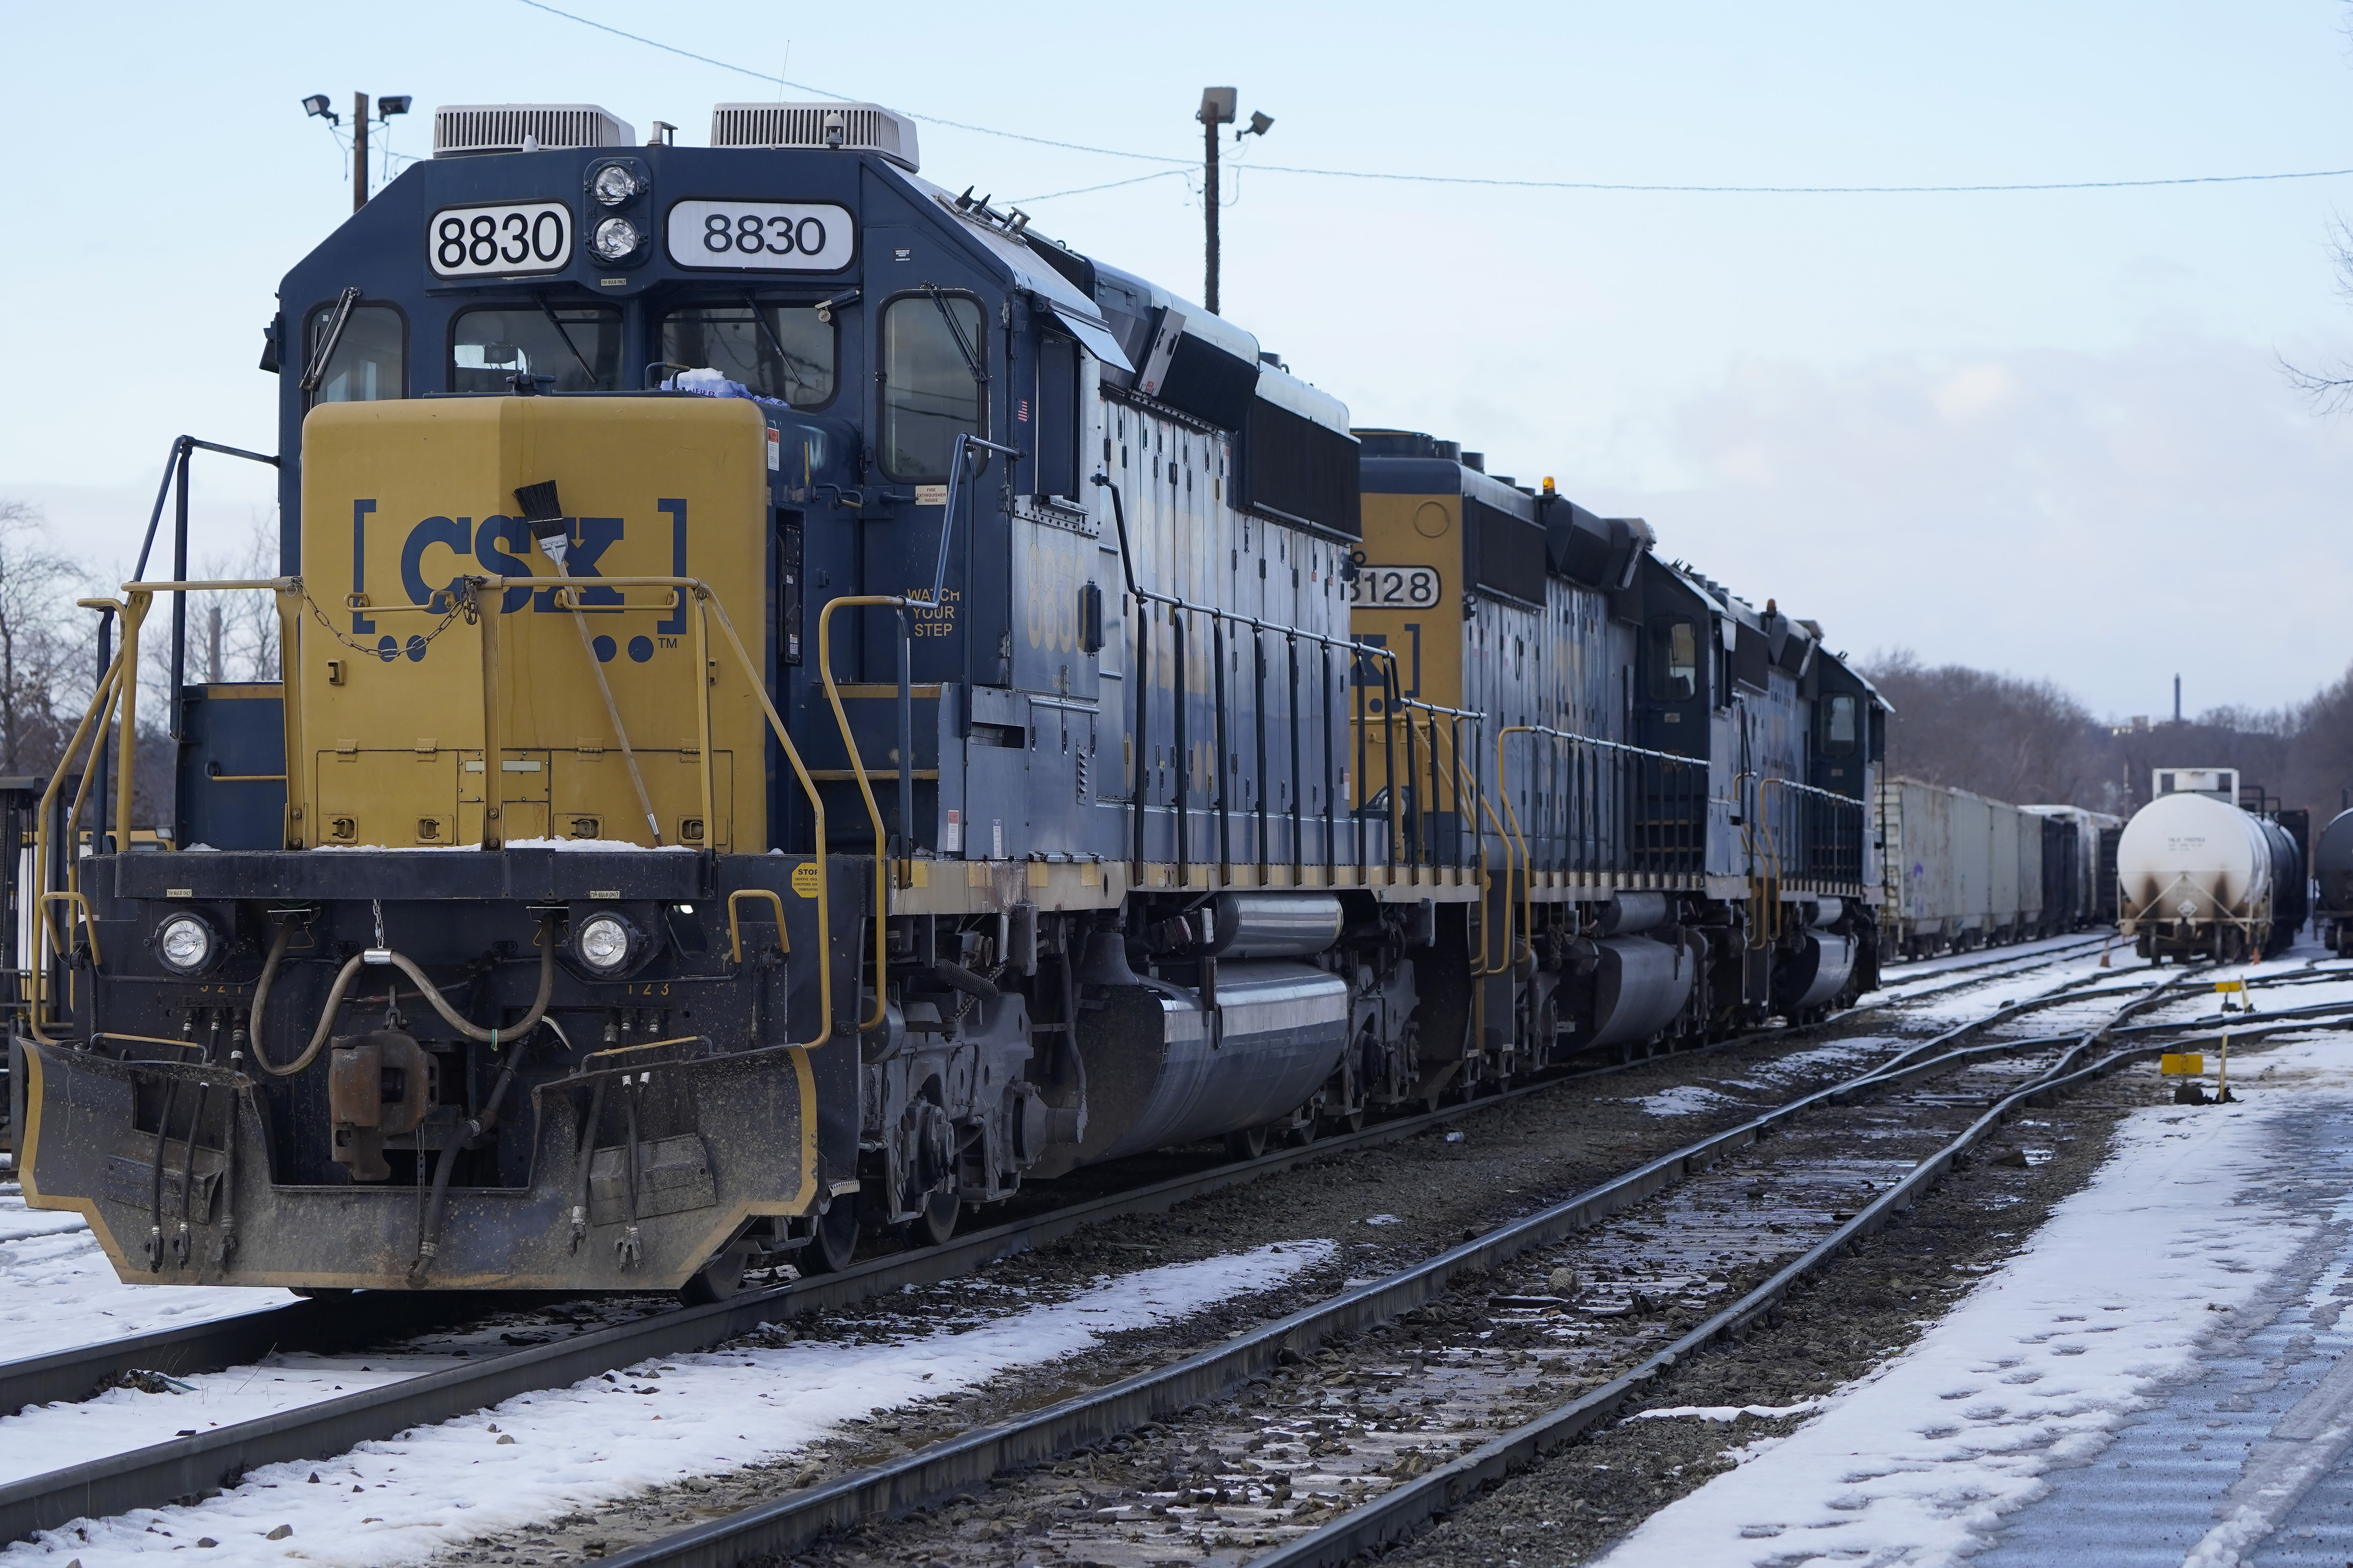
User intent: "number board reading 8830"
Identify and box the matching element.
[1347,566,1441,609]
[428,202,573,278]
[666,200,855,271]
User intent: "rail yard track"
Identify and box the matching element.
[560,958,2353,1568]
[0,930,2115,1425]
[0,938,2309,1562]
[0,931,2111,1432]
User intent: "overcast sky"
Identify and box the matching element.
[4,0,2349,719]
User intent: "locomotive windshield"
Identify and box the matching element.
[304,303,405,405]
[450,304,623,394]
[880,292,985,480]
[659,303,835,406]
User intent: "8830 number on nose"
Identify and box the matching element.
[666,201,855,272]
[428,202,573,278]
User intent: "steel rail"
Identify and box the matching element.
[0,926,2113,1454]
[1245,970,2304,1568]
[585,962,2185,1568]
[0,996,1896,1549]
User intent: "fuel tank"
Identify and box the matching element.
[1574,935,1696,1050]
[1070,962,1349,1164]
[1773,931,1856,1015]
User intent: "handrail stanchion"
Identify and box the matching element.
[895,606,914,886]
[1287,632,1303,884]
[1211,611,1230,883]
[1173,605,1189,886]
[1255,630,1271,883]
[1321,642,1337,883]
[817,593,910,1035]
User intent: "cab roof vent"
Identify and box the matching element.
[433,103,634,157]
[711,102,919,171]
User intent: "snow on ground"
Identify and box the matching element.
[1623,1085,1738,1118]
[1715,1037,1897,1092]
[1897,953,2154,1027]
[1593,1032,2353,1568]
[0,1187,294,1359]
[0,1239,1332,1567]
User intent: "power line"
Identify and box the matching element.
[511,0,2353,198]
[512,0,1188,165]
[1015,169,1190,203]
[1240,161,2353,195]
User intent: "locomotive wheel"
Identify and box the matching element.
[912,1190,960,1248]
[1224,1125,1270,1161]
[679,1240,752,1305]
[798,1202,859,1276]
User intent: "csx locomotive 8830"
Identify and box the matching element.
[12,101,1884,1298]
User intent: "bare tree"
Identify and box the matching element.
[1863,649,2102,805]
[2280,216,2353,412]
[191,508,282,685]
[0,501,93,780]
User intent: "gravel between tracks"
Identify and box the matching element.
[419,1009,1960,1566]
[410,963,2138,1568]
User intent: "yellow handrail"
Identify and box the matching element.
[1496,726,1540,976]
[98,572,841,1052]
[816,595,908,1035]
[727,889,789,963]
[29,637,130,1042]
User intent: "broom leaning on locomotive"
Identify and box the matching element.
[10,101,1890,1300]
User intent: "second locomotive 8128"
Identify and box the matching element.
[13,99,1885,1298]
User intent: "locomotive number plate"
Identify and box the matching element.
[1347,565,1441,609]
[429,201,573,278]
[667,201,855,271]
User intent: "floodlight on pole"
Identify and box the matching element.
[1197,88,1270,317]
[302,93,339,126]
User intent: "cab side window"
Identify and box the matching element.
[879,294,985,481]
[1646,616,1698,702]
[304,303,405,406]
[1822,693,1859,757]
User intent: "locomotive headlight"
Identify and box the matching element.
[574,913,636,973]
[156,913,216,975]
[591,163,642,207]
[589,216,641,261]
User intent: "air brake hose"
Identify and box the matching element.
[247,918,558,1075]
[409,1020,539,1283]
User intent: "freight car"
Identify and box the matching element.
[2312,806,2353,954]
[2117,767,2305,962]
[1879,778,2039,957]
[14,99,1889,1299]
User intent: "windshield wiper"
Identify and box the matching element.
[534,292,598,385]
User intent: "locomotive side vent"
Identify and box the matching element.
[434,103,636,158]
[711,102,920,171]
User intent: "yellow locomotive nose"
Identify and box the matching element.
[296,395,771,853]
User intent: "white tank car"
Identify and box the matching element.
[2116,767,2299,962]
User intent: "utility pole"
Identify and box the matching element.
[305,93,408,210]
[1196,89,1275,317]
[1199,88,1234,314]
[353,92,370,212]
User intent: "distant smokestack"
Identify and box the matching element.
[2173,674,2181,724]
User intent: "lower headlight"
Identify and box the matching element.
[156,913,215,974]
[590,216,641,261]
[575,912,636,973]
